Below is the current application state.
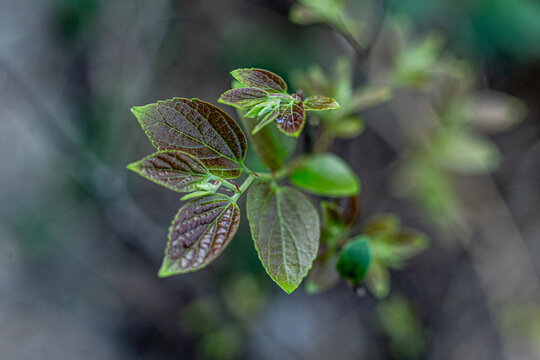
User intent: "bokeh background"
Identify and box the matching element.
[2,0,540,359]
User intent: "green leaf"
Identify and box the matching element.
[336,236,371,284]
[434,132,500,175]
[159,194,240,276]
[304,95,340,111]
[289,4,320,25]
[246,180,320,294]
[329,116,365,139]
[365,260,390,298]
[127,150,212,193]
[348,86,392,112]
[131,98,247,179]
[289,153,360,197]
[218,87,269,111]
[275,99,306,137]
[305,254,340,294]
[362,214,401,240]
[231,68,287,94]
[252,107,279,134]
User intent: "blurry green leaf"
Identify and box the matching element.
[289,153,360,197]
[388,229,429,261]
[376,296,426,359]
[218,87,269,110]
[348,86,393,111]
[305,254,340,294]
[247,180,320,294]
[365,260,390,298]
[159,194,240,276]
[198,324,242,360]
[224,273,266,322]
[329,116,365,138]
[434,132,500,174]
[362,213,401,240]
[127,150,212,193]
[231,68,287,93]
[276,99,306,137]
[132,98,247,179]
[466,91,526,133]
[181,298,223,335]
[304,95,340,111]
[394,33,444,87]
[336,235,371,284]
[289,4,320,25]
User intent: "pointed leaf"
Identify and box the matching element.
[289,153,360,197]
[132,98,247,179]
[304,95,340,111]
[218,87,269,110]
[252,107,279,134]
[246,180,320,294]
[159,194,240,276]
[231,68,287,93]
[275,100,306,137]
[365,260,390,298]
[127,150,213,193]
[336,236,371,284]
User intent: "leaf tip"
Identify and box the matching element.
[126,161,140,172]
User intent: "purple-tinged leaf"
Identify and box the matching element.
[218,87,269,110]
[159,194,240,276]
[127,150,212,193]
[132,98,247,179]
[275,100,306,137]
[231,68,288,93]
[304,95,340,111]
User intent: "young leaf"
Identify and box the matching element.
[252,107,279,134]
[362,214,401,240]
[275,100,306,137]
[289,153,360,197]
[246,180,320,294]
[238,111,295,171]
[127,150,212,193]
[132,98,247,179]
[305,255,340,294]
[304,95,340,111]
[218,87,269,110]
[329,116,365,139]
[231,68,287,93]
[336,236,371,284]
[365,260,390,298]
[159,194,240,276]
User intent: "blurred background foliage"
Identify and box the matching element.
[1,0,540,359]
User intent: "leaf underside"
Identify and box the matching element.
[127,150,211,193]
[247,180,320,294]
[132,98,247,179]
[160,194,240,276]
[231,68,287,93]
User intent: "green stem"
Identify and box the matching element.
[232,172,258,201]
